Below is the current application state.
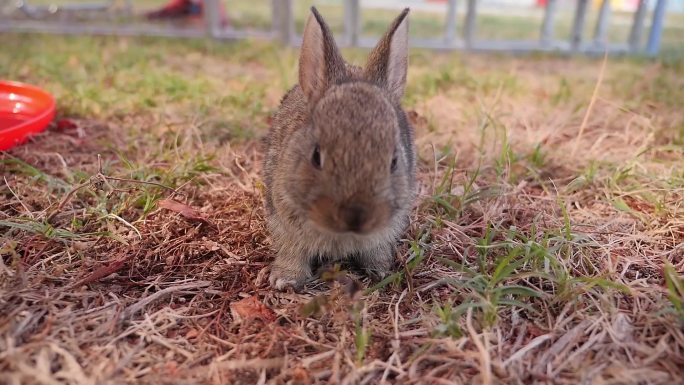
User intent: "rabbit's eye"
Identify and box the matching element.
[312,145,322,169]
[390,155,398,173]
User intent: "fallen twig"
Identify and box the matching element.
[120,280,211,321]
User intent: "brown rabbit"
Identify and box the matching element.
[263,7,416,290]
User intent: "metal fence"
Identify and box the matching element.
[0,0,670,56]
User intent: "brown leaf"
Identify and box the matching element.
[73,257,129,287]
[164,361,179,376]
[623,196,655,214]
[292,365,311,385]
[230,296,276,323]
[158,199,209,224]
[185,328,200,339]
[406,109,428,128]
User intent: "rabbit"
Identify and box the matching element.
[263,6,416,291]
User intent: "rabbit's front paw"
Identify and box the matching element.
[268,264,310,291]
[365,268,391,283]
[355,244,396,282]
[269,275,299,291]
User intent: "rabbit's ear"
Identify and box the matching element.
[299,7,346,104]
[364,8,409,104]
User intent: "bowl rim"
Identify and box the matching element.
[0,79,56,147]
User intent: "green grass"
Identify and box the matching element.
[664,263,684,324]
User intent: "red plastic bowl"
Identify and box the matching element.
[0,80,56,151]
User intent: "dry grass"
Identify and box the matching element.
[1,33,684,385]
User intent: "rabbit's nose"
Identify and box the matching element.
[341,205,367,233]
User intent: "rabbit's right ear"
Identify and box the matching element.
[299,7,346,104]
[364,8,409,105]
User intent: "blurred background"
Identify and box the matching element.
[1,0,683,57]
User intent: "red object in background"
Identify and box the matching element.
[537,0,547,6]
[145,0,228,26]
[0,80,56,151]
[145,0,202,19]
[56,118,78,131]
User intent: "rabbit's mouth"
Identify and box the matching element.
[308,196,391,235]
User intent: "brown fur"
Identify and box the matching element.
[263,7,416,290]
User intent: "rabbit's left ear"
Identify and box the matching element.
[364,8,409,105]
[299,7,346,105]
